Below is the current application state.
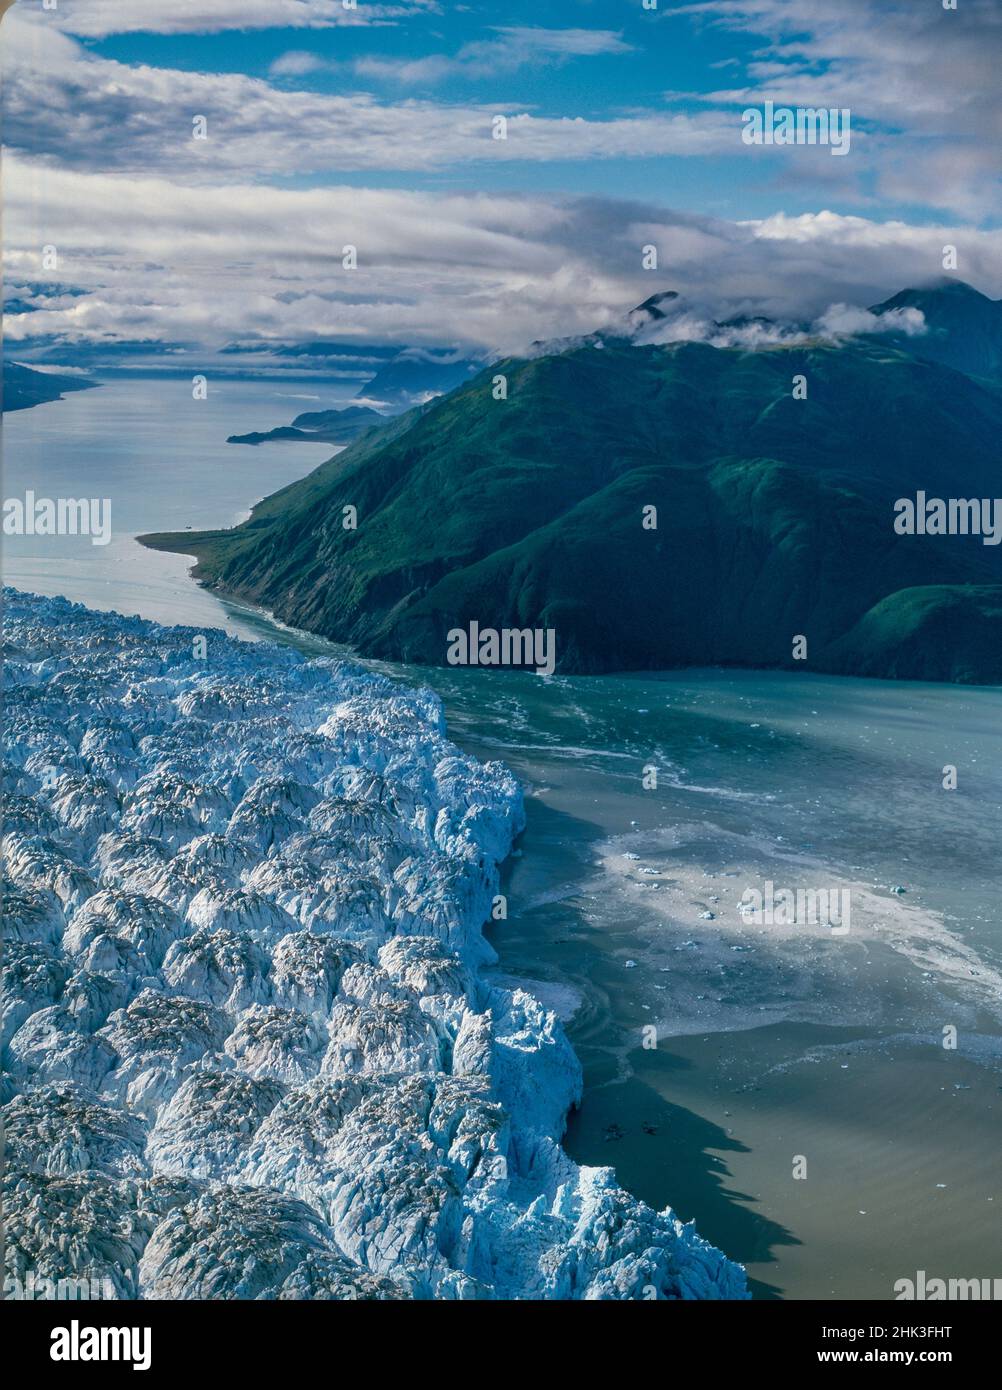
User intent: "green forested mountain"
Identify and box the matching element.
[143,285,1002,682]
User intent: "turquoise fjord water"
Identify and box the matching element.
[4,379,1001,1299]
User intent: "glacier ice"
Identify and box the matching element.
[1,589,747,1300]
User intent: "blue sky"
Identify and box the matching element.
[3,0,1001,366]
[61,0,983,220]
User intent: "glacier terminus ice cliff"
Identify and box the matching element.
[2,589,747,1300]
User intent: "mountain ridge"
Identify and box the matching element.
[142,283,1002,683]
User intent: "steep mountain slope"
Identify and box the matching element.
[143,312,1002,682]
[869,280,1002,381]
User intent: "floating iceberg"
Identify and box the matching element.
[2,589,746,1300]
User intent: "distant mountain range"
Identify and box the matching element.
[359,348,481,407]
[2,360,97,412]
[3,342,481,417]
[133,278,1002,684]
[227,405,384,447]
[225,353,482,445]
[226,342,481,407]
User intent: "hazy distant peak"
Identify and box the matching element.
[871,279,997,312]
[866,279,1002,377]
[626,291,682,325]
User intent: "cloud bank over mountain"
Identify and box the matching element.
[3,0,1000,365]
